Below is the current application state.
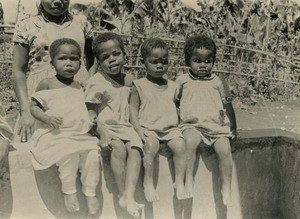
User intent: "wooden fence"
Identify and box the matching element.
[1,26,300,85]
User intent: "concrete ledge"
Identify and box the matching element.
[5,128,300,219]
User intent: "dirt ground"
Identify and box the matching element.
[234,100,300,134]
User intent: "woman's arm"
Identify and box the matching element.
[84,36,94,71]
[129,85,145,142]
[11,43,35,141]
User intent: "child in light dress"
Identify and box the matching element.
[130,38,187,202]
[0,104,14,166]
[85,32,144,218]
[30,38,100,214]
[177,34,237,206]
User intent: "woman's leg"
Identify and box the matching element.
[119,142,144,218]
[79,149,100,214]
[57,153,80,212]
[143,136,160,202]
[182,129,202,198]
[213,137,233,206]
[167,137,187,200]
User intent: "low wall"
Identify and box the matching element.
[2,129,300,219]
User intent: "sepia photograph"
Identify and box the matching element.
[0,0,299,218]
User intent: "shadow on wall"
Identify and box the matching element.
[3,129,300,219]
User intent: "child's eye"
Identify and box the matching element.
[192,59,201,63]
[149,60,158,64]
[205,59,213,63]
[113,51,121,56]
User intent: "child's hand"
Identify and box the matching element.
[47,116,63,129]
[137,129,146,143]
[231,129,238,141]
[97,127,112,150]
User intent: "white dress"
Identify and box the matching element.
[177,73,233,145]
[30,85,99,170]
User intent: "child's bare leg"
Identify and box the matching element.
[213,137,233,206]
[119,143,144,218]
[142,136,160,202]
[0,137,9,166]
[79,150,100,214]
[182,129,202,198]
[110,140,127,195]
[168,137,187,200]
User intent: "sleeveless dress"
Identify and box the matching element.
[0,103,13,141]
[177,73,233,145]
[13,14,93,96]
[30,85,99,170]
[85,72,143,149]
[133,78,182,141]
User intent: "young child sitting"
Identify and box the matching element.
[85,32,144,218]
[177,34,237,206]
[30,38,100,214]
[130,38,187,202]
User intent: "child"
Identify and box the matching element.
[177,34,237,206]
[0,104,14,166]
[85,32,144,218]
[30,38,100,214]
[130,38,187,202]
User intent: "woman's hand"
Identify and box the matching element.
[18,111,35,142]
[137,129,146,143]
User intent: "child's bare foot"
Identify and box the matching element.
[143,183,159,202]
[64,193,80,212]
[174,182,188,200]
[119,196,144,218]
[221,187,233,206]
[86,196,100,215]
[185,180,194,198]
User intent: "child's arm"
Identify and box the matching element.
[224,103,237,140]
[129,85,145,142]
[30,80,63,129]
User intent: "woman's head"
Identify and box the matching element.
[184,35,216,77]
[140,38,169,78]
[92,32,125,75]
[50,38,81,78]
[37,0,70,16]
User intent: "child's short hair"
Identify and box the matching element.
[294,17,300,33]
[184,34,217,66]
[92,32,125,58]
[140,38,168,61]
[49,38,81,60]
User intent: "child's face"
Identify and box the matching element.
[96,40,125,75]
[189,48,214,77]
[144,48,168,78]
[51,44,81,78]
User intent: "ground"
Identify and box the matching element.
[234,100,300,134]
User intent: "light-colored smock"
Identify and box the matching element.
[13,14,93,96]
[85,72,143,149]
[0,104,13,141]
[133,78,182,141]
[177,73,233,145]
[30,85,99,170]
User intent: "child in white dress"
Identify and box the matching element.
[177,34,237,205]
[130,38,187,202]
[85,32,144,218]
[30,38,100,214]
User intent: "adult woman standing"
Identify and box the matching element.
[12,0,94,142]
